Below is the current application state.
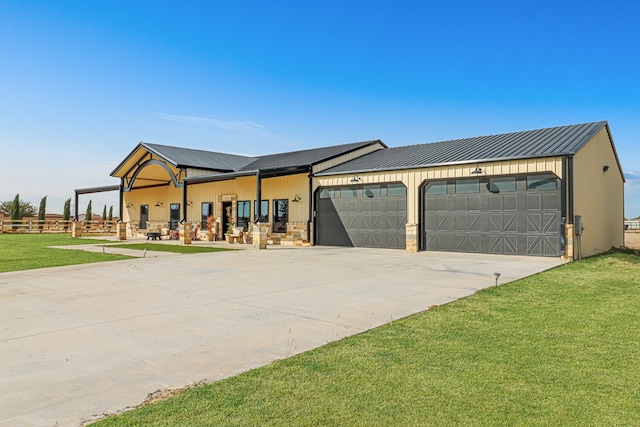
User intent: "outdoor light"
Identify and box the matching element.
[603,165,610,172]
[155,201,163,207]
[125,202,133,208]
[350,175,361,183]
[186,200,193,206]
[292,195,301,202]
[493,272,501,287]
[471,165,483,175]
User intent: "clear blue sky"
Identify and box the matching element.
[1,0,639,217]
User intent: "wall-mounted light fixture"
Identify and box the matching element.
[125,202,134,208]
[292,195,301,202]
[186,200,193,206]
[470,164,483,175]
[155,201,163,207]
[350,175,361,183]
[603,165,610,172]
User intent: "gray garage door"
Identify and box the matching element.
[422,174,563,256]
[316,183,407,249]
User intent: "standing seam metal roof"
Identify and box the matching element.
[315,121,609,175]
[141,142,256,171]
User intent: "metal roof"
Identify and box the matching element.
[316,121,609,175]
[239,140,385,171]
[112,139,385,178]
[142,142,256,171]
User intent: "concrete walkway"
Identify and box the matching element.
[0,245,564,426]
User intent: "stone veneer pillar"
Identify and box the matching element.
[117,222,127,240]
[71,221,82,238]
[183,223,192,245]
[253,223,268,249]
[406,223,418,253]
[565,223,574,261]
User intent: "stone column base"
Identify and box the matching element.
[406,223,418,252]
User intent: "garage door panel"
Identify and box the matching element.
[424,176,561,257]
[543,193,559,210]
[503,195,518,211]
[317,184,406,249]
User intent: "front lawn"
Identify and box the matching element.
[0,234,132,272]
[93,250,640,426]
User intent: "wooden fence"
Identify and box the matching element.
[0,219,118,234]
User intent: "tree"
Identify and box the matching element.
[38,196,47,231]
[1,196,37,217]
[10,194,20,229]
[62,199,71,221]
[85,200,92,227]
[102,204,107,222]
[108,205,113,221]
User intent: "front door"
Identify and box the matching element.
[222,201,232,235]
[140,204,148,229]
[170,203,180,230]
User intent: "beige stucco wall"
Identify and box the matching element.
[314,157,564,225]
[572,127,624,257]
[185,173,309,225]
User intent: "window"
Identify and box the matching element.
[272,199,288,233]
[319,188,336,199]
[254,200,269,222]
[387,183,407,196]
[455,179,480,193]
[527,174,557,190]
[425,181,447,194]
[488,177,516,193]
[237,201,250,231]
[340,187,357,198]
[169,203,180,230]
[201,202,213,228]
[363,185,381,198]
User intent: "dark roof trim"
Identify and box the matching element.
[602,122,626,182]
[110,144,147,177]
[184,170,258,184]
[184,165,312,184]
[314,152,571,176]
[75,184,120,194]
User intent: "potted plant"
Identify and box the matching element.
[206,215,215,241]
[225,216,235,242]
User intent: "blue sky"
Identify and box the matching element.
[1,0,639,217]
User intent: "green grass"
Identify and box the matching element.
[92,250,640,426]
[108,243,236,254]
[0,234,133,272]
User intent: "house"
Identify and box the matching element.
[80,120,625,259]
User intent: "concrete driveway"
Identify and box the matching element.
[0,245,564,426]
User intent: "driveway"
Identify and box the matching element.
[0,246,564,426]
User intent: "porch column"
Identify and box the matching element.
[182,181,188,222]
[74,191,79,220]
[255,171,262,221]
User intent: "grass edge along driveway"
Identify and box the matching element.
[0,234,132,272]
[92,249,640,426]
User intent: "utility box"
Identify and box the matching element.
[575,215,584,235]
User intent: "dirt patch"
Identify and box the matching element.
[624,232,640,249]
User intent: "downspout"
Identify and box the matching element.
[560,157,567,257]
[307,172,313,244]
[567,155,576,260]
[568,155,574,224]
